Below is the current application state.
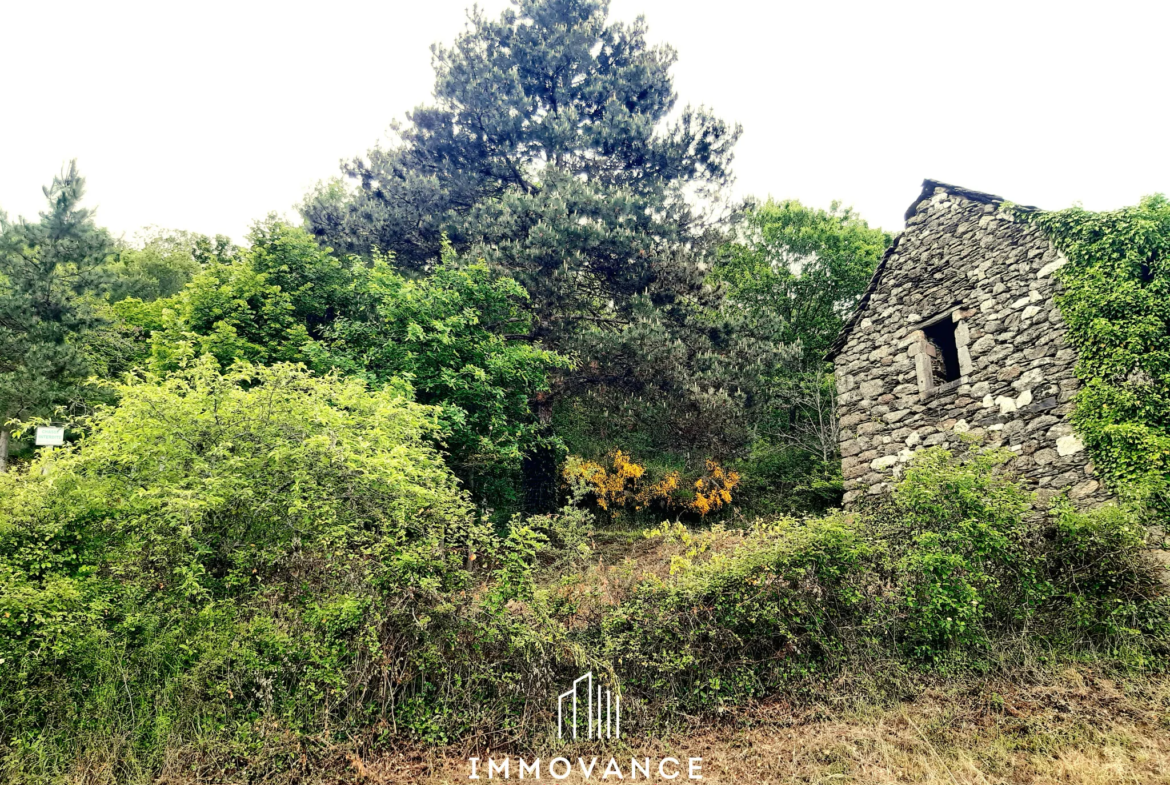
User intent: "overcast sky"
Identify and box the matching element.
[2,0,1167,241]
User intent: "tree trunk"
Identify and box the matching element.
[0,429,8,473]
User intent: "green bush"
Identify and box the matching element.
[601,445,1169,716]
[879,445,1040,659]
[730,440,844,516]
[0,360,570,777]
[602,514,875,710]
[1048,500,1168,645]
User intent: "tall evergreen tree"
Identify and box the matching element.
[303,0,740,509]
[303,0,740,341]
[0,161,113,469]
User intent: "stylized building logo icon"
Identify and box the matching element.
[557,672,620,740]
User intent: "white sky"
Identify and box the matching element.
[2,0,1167,241]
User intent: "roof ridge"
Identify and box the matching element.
[827,179,1041,360]
[905,179,1042,221]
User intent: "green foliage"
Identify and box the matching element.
[147,225,568,513]
[304,0,738,308]
[603,515,874,709]
[601,446,1168,714]
[0,360,572,774]
[549,284,844,504]
[731,440,844,516]
[0,161,115,455]
[715,198,892,362]
[643,199,889,513]
[1048,501,1168,642]
[880,446,1038,659]
[525,504,595,565]
[150,220,341,369]
[302,0,745,508]
[1021,196,1170,515]
[550,297,773,465]
[1,358,472,658]
[104,229,228,304]
[3,400,1166,778]
[295,0,885,521]
[314,242,572,505]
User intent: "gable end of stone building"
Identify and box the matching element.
[829,180,1105,509]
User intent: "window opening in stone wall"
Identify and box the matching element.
[923,319,961,384]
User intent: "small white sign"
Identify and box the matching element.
[35,426,65,447]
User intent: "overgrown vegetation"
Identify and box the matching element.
[0,0,1167,781]
[0,362,570,775]
[1019,196,1170,517]
[3,427,1166,779]
[604,445,1166,718]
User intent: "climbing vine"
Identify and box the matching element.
[1018,195,1170,516]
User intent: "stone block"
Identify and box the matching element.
[1056,434,1085,456]
[1034,448,1057,466]
[1037,255,1067,278]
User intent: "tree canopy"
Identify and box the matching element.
[715,198,892,363]
[303,0,739,340]
[0,161,114,468]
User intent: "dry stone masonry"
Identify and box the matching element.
[828,180,1108,509]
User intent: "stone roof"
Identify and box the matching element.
[825,180,1039,360]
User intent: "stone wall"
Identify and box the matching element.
[829,182,1109,509]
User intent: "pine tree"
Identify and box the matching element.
[0,160,113,469]
[302,0,742,510]
[302,0,739,341]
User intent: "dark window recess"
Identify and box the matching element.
[924,319,961,383]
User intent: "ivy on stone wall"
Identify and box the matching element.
[1018,196,1170,515]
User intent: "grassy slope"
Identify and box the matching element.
[121,527,1168,784]
[145,668,1170,783]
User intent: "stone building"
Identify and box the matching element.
[827,180,1107,508]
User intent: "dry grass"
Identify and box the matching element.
[62,526,1170,784]
[249,668,1170,785]
[542,525,749,629]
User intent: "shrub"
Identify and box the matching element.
[877,445,1039,660]
[602,444,1170,713]
[524,504,595,566]
[1047,500,1169,645]
[730,440,844,516]
[0,360,569,775]
[601,514,875,711]
[562,449,740,523]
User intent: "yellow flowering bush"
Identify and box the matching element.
[562,450,739,519]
